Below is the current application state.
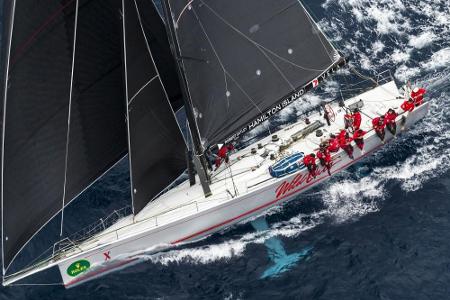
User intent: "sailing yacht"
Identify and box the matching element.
[0,0,428,287]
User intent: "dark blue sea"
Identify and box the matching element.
[2,0,450,299]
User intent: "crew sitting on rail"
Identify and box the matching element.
[401,97,415,112]
[339,130,354,159]
[352,108,362,130]
[352,128,367,151]
[327,134,340,153]
[410,87,426,106]
[303,153,317,178]
[316,146,332,176]
[372,115,387,142]
[344,111,353,130]
[384,108,398,136]
[215,143,234,168]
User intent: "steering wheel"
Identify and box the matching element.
[324,104,336,123]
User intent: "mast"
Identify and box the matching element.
[161,0,211,197]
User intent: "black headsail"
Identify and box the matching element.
[1,0,127,272]
[122,0,187,214]
[166,0,345,146]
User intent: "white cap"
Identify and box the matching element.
[413,87,419,93]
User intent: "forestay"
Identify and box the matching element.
[122,0,187,214]
[167,0,343,145]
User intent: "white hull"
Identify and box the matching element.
[3,81,429,287]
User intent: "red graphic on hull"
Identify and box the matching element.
[275,157,343,199]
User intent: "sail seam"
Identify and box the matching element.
[1,0,17,276]
[128,74,159,105]
[60,0,79,237]
[134,0,189,147]
[122,0,136,215]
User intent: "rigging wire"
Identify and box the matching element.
[190,6,272,138]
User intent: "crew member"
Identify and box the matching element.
[352,108,362,130]
[339,131,354,159]
[384,108,398,136]
[328,134,340,153]
[215,143,234,168]
[303,153,317,178]
[344,110,353,130]
[401,98,415,112]
[316,147,332,176]
[372,115,386,142]
[352,128,367,151]
[410,87,426,106]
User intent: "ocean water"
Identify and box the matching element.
[1,0,450,299]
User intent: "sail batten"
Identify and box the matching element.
[168,0,342,145]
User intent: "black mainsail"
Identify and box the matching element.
[122,0,187,214]
[1,0,128,272]
[165,0,344,145]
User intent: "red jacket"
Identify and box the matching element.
[411,88,426,106]
[317,149,331,163]
[218,144,233,158]
[401,100,415,112]
[353,129,366,140]
[372,117,386,130]
[352,112,362,129]
[328,138,340,152]
[303,155,316,166]
[339,134,352,147]
[384,111,398,124]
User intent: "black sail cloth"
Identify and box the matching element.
[168,0,340,145]
[122,0,187,214]
[1,0,128,271]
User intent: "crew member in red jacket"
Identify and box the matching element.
[352,129,367,151]
[327,134,340,153]
[384,108,398,136]
[316,147,332,176]
[303,153,317,178]
[344,111,353,130]
[372,115,386,142]
[352,108,362,130]
[410,87,426,106]
[401,98,415,112]
[339,131,354,159]
[215,143,234,168]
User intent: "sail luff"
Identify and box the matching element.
[60,0,80,237]
[121,0,135,215]
[123,0,189,214]
[1,0,17,276]
[162,0,212,197]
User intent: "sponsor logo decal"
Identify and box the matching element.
[67,259,91,277]
[224,60,343,144]
[275,157,342,199]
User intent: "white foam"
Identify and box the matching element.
[408,31,437,49]
[421,48,450,70]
